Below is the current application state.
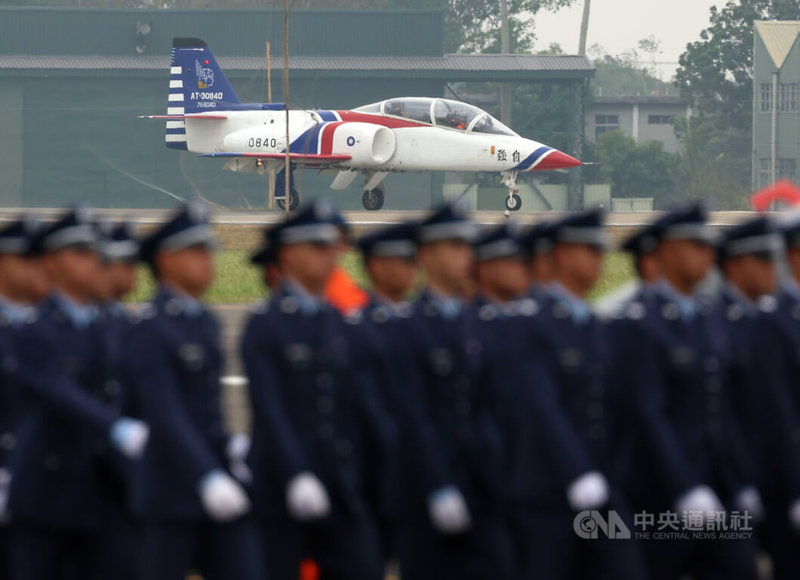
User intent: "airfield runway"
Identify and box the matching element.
[0,207,759,228]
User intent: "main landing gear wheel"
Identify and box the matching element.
[277,189,300,211]
[505,194,522,211]
[362,187,385,211]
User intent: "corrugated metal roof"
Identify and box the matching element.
[0,7,443,57]
[755,21,800,69]
[0,54,594,80]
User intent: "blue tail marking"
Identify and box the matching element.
[165,38,240,149]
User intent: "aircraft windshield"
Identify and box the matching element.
[353,102,381,114]
[382,98,433,123]
[433,99,482,130]
[470,113,517,136]
[355,97,518,136]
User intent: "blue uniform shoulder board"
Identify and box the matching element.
[250,302,270,315]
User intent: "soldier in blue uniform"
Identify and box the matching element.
[244,200,388,580]
[357,221,418,312]
[513,210,647,579]
[619,205,760,579]
[7,207,150,580]
[0,217,44,580]
[473,221,529,306]
[595,217,662,318]
[470,221,539,577]
[89,221,143,580]
[354,222,419,567]
[393,201,514,580]
[521,221,556,304]
[129,202,264,580]
[717,217,800,579]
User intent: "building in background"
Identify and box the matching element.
[752,21,800,191]
[585,96,690,154]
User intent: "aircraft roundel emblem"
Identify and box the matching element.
[346,136,356,147]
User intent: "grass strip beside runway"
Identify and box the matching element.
[127,251,634,304]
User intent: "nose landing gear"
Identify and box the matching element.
[501,171,522,211]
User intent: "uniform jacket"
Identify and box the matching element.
[618,289,754,510]
[392,290,506,515]
[242,285,389,521]
[8,296,119,529]
[128,288,231,520]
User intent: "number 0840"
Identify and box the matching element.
[248,138,278,149]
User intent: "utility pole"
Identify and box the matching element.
[499,0,512,125]
[578,0,591,55]
[283,0,291,213]
[266,41,275,210]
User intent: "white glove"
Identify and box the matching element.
[226,434,252,484]
[0,468,11,525]
[675,485,724,515]
[735,486,765,522]
[789,498,800,531]
[286,472,331,521]
[198,469,252,522]
[567,471,610,511]
[428,486,472,534]
[109,417,150,459]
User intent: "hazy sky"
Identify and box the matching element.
[533,0,720,79]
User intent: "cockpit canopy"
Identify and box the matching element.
[353,97,518,137]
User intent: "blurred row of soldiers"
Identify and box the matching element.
[2,197,800,580]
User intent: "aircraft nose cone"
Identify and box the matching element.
[535,149,582,170]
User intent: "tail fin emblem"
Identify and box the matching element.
[195,60,214,89]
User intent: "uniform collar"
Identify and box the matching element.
[551,282,592,324]
[282,277,324,317]
[474,294,516,318]
[52,291,98,329]
[424,287,463,320]
[101,300,127,320]
[530,282,558,298]
[0,294,30,327]
[782,278,800,304]
[159,285,204,318]
[371,292,410,318]
[722,283,758,318]
[655,279,697,321]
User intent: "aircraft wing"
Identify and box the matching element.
[197,152,352,168]
[139,114,229,120]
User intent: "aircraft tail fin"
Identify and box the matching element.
[165,37,241,149]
